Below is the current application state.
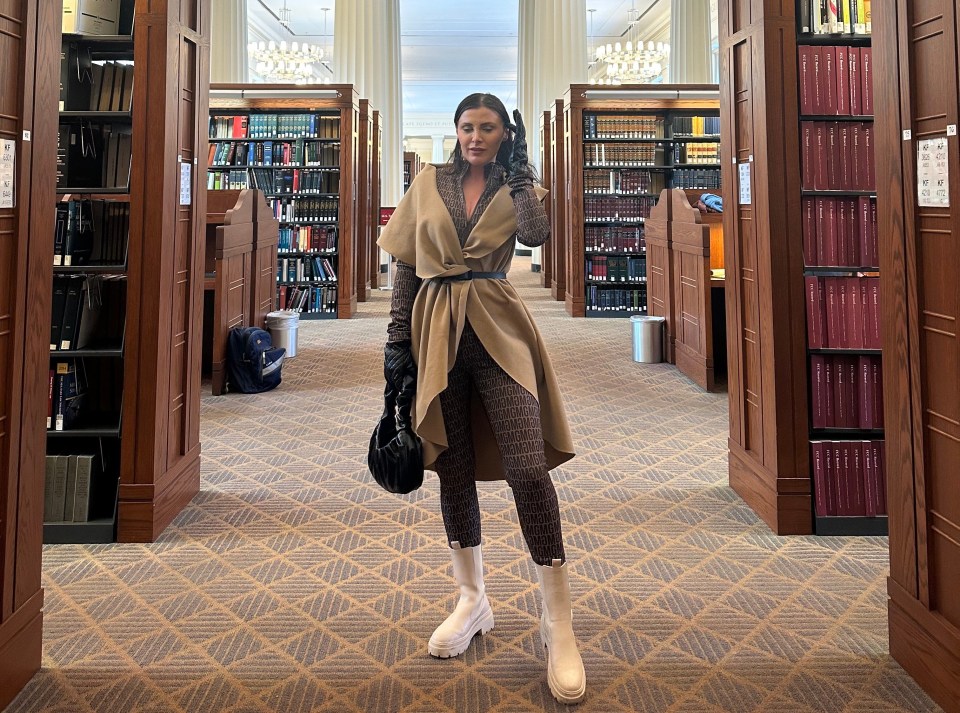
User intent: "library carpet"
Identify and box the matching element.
[8,259,941,713]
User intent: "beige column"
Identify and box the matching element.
[334,0,404,205]
[518,0,587,266]
[211,0,248,82]
[668,0,711,83]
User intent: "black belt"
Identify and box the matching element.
[434,270,506,282]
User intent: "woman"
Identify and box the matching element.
[377,93,585,704]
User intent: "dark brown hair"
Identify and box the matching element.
[451,93,514,171]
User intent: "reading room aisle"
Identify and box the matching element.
[6,259,939,713]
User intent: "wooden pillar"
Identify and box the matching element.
[719,0,812,534]
[0,0,59,705]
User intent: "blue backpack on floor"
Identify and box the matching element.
[226,326,285,394]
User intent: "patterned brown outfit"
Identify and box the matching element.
[387,162,564,565]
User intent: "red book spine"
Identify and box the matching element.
[826,122,839,189]
[861,47,873,115]
[825,277,841,347]
[811,46,824,114]
[812,442,829,516]
[835,198,848,266]
[815,122,828,190]
[864,124,875,190]
[825,198,839,267]
[849,48,862,115]
[847,357,860,428]
[835,443,850,515]
[838,277,852,350]
[876,441,887,514]
[806,277,825,348]
[849,444,866,515]
[858,355,875,428]
[811,355,828,429]
[873,358,884,427]
[857,197,872,266]
[835,45,850,115]
[849,276,864,348]
[822,46,837,115]
[851,123,865,190]
[834,355,850,428]
[847,198,860,265]
[824,356,836,427]
[866,278,881,348]
[802,122,816,189]
[799,46,814,114]
[803,197,819,265]
[870,199,879,265]
[824,443,838,515]
[862,441,877,517]
[839,124,852,188]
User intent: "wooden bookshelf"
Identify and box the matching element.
[873,0,960,709]
[718,1,885,537]
[368,109,382,293]
[0,0,60,704]
[403,150,422,193]
[208,84,360,319]
[561,85,721,318]
[550,99,568,302]
[538,109,553,289]
[355,99,378,303]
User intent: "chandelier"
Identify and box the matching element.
[249,40,323,83]
[593,40,669,84]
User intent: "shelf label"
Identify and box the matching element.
[948,124,958,137]
[0,140,15,209]
[903,130,912,141]
[738,161,751,205]
[179,161,192,206]
[917,137,949,208]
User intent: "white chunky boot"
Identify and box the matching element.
[428,542,494,658]
[536,559,586,704]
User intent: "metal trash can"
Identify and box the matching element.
[630,315,665,363]
[265,310,300,358]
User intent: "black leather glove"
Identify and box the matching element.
[507,109,534,194]
[384,340,417,429]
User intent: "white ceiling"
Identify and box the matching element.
[247,0,677,116]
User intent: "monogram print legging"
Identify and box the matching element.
[433,321,565,565]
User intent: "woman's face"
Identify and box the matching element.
[456,107,506,168]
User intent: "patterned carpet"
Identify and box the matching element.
[6,258,941,713]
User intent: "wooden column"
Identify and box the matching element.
[0,0,59,705]
[118,0,211,542]
[369,110,382,292]
[646,189,675,362]
[356,99,373,303]
[875,0,960,709]
[719,1,812,534]
[539,110,553,289]
[550,99,567,302]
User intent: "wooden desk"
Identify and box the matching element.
[204,190,278,394]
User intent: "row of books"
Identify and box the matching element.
[802,196,877,267]
[585,256,646,283]
[811,441,885,519]
[268,197,339,223]
[586,286,647,314]
[51,275,123,352]
[584,115,666,139]
[673,169,722,190]
[810,354,883,429]
[798,46,873,116]
[88,61,134,112]
[278,225,337,254]
[209,114,340,140]
[278,284,337,314]
[806,275,881,350]
[801,121,875,191]
[206,169,247,191]
[207,140,340,167]
[585,226,645,254]
[584,196,655,223]
[57,123,132,189]
[43,453,100,523]
[249,168,340,195]
[583,169,666,195]
[278,256,338,284]
[799,0,872,36]
[47,360,82,431]
[584,144,667,167]
[674,143,720,164]
[54,200,128,267]
[672,116,721,138]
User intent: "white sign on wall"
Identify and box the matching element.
[917,137,949,208]
[0,140,15,209]
[738,161,751,205]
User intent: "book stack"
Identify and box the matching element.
[583,114,665,139]
[248,167,340,194]
[584,226,645,253]
[672,116,721,137]
[278,284,337,314]
[798,46,872,116]
[810,440,885,517]
[268,197,339,223]
[674,142,720,164]
[89,62,134,112]
[54,200,129,266]
[805,275,881,349]
[799,0,871,35]
[584,196,655,223]
[43,454,100,523]
[802,196,877,266]
[809,354,883,429]
[278,225,337,254]
[586,287,646,314]
[800,121,875,191]
[278,255,338,284]
[585,256,646,283]
[583,143,665,167]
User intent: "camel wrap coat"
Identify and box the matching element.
[377,164,575,481]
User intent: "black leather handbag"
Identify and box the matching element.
[368,345,423,494]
